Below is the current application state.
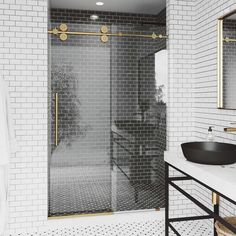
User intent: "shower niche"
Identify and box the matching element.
[48,8,167,217]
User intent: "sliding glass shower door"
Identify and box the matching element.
[49,23,112,216]
[48,20,166,217]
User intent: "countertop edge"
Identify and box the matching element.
[164,151,236,203]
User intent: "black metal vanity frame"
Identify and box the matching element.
[165,162,236,236]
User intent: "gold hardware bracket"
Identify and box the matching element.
[60,33,68,41]
[101,35,108,43]
[59,23,68,32]
[48,24,168,43]
[212,192,220,205]
[223,37,236,43]
[101,25,108,34]
[52,28,59,35]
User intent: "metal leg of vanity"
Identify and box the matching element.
[165,162,236,236]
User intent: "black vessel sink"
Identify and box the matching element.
[181,142,236,165]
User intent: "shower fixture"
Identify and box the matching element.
[96,2,104,6]
[90,14,99,20]
[48,23,168,43]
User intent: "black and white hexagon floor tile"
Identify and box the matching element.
[13,219,213,236]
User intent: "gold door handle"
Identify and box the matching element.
[55,92,59,146]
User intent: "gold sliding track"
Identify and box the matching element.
[55,92,58,146]
[48,24,168,43]
[48,211,113,220]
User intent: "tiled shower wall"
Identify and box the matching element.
[49,8,167,214]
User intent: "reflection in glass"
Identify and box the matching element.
[49,19,167,217]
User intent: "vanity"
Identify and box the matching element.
[164,151,236,236]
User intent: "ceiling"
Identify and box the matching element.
[50,0,166,15]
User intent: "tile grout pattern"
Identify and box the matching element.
[49,8,167,217]
[11,218,213,236]
[0,0,48,235]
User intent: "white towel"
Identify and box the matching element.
[0,166,8,236]
[0,77,17,236]
[0,77,17,165]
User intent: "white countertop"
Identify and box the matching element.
[164,151,236,203]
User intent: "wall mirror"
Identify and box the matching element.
[218,10,236,109]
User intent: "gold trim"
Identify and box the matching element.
[101,34,109,43]
[48,211,113,220]
[212,192,220,205]
[55,92,58,146]
[101,25,108,34]
[224,37,236,43]
[217,19,223,109]
[48,24,168,43]
[59,23,68,32]
[224,127,236,132]
[60,33,68,41]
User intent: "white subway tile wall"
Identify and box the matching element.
[167,0,197,220]
[0,0,48,235]
[1,0,236,235]
[168,0,236,225]
[194,0,236,221]
[167,0,195,153]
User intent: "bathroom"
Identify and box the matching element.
[0,0,236,236]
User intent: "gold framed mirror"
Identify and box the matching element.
[217,10,236,110]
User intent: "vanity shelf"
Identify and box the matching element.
[165,152,236,236]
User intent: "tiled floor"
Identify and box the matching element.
[49,164,165,216]
[13,217,213,236]
[49,140,165,216]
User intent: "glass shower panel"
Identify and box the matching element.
[111,23,166,212]
[49,23,112,216]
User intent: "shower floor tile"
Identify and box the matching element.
[49,164,165,216]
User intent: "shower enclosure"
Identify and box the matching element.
[48,9,167,217]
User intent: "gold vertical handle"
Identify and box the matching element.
[55,92,58,146]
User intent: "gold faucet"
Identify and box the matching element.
[224,123,236,132]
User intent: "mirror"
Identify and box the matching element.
[138,49,168,111]
[218,10,236,109]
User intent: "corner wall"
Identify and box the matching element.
[167,0,195,152]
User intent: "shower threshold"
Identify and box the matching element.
[48,208,163,220]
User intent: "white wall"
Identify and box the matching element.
[194,0,236,219]
[167,0,236,222]
[167,0,195,152]
[0,0,48,235]
[194,1,236,143]
[167,0,236,150]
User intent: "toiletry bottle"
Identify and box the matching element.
[207,126,214,142]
